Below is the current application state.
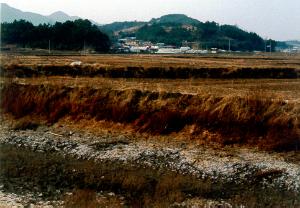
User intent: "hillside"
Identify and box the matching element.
[137,22,267,51]
[100,14,199,34]
[99,21,146,39]
[0,4,275,52]
[286,40,300,47]
[47,11,79,23]
[102,14,271,51]
[0,3,98,25]
[149,14,200,25]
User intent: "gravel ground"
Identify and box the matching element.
[0,124,300,206]
[0,190,63,208]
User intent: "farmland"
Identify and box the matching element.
[0,54,300,207]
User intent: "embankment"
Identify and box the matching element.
[2,64,300,79]
[1,82,299,151]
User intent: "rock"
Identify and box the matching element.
[70,61,82,66]
[107,192,115,196]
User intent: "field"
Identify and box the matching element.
[1,54,300,78]
[1,53,300,207]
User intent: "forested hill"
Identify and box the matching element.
[1,19,111,52]
[1,10,277,52]
[135,22,267,51]
[149,14,200,25]
[101,14,275,51]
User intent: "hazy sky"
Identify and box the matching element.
[1,0,299,40]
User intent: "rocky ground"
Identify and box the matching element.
[0,122,300,207]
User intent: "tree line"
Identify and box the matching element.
[1,19,111,52]
[135,21,276,51]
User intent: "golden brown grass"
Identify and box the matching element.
[64,189,124,208]
[2,76,299,101]
[1,82,299,151]
[1,54,299,150]
[2,54,300,69]
[1,54,300,78]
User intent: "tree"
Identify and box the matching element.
[1,19,111,52]
[1,20,35,47]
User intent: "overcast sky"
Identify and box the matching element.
[1,0,299,40]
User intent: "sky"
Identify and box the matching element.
[1,0,299,41]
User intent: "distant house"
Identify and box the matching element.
[156,48,180,54]
[129,46,149,53]
[211,48,218,54]
[179,47,191,52]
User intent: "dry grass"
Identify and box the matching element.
[1,54,300,207]
[2,76,299,101]
[1,82,299,151]
[1,54,300,79]
[12,118,40,130]
[2,54,300,69]
[0,144,213,206]
[64,189,124,208]
[2,63,299,79]
[1,54,299,150]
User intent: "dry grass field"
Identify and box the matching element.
[1,54,300,78]
[1,53,300,207]
[1,54,299,151]
[2,54,300,69]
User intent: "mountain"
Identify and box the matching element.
[1,3,51,25]
[100,14,199,34]
[150,14,200,25]
[100,21,146,36]
[285,40,300,47]
[0,4,272,52]
[135,22,267,51]
[0,3,99,25]
[47,11,80,23]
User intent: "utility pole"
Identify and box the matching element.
[228,39,231,52]
[264,37,268,53]
[83,40,86,56]
[269,39,272,53]
[84,40,85,55]
[48,40,51,54]
[265,40,267,53]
